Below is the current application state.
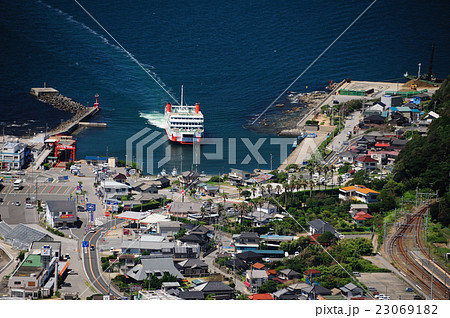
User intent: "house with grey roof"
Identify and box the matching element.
[156,221,181,236]
[308,219,337,236]
[273,287,299,300]
[278,268,300,281]
[340,282,364,298]
[192,281,234,300]
[126,257,184,282]
[302,284,332,300]
[176,259,209,277]
[45,200,78,228]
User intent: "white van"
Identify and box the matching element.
[25,203,33,209]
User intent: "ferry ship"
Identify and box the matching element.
[164,86,204,144]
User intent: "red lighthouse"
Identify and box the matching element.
[94,94,100,108]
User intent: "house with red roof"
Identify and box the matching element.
[352,211,374,226]
[248,293,274,300]
[303,269,322,280]
[355,155,378,170]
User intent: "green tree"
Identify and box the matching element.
[258,280,278,293]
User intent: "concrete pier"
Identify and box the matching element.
[78,122,107,128]
[30,87,59,98]
[49,107,100,136]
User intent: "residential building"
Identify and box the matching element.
[168,202,203,218]
[308,219,337,236]
[179,170,200,187]
[248,293,274,300]
[340,282,364,298]
[302,285,332,300]
[196,183,219,196]
[381,95,402,108]
[8,245,59,299]
[126,257,184,282]
[121,241,200,258]
[245,269,268,292]
[45,200,78,228]
[256,202,277,214]
[349,204,369,217]
[233,232,260,252]
[113,173,127,184]
[303,269,322,282]
[352,211,373,226]
[339,185,380,203]
[192,281,234,300]
[157,221,181,236]
[155,177,170,189]
[278,268,300,281]
[229,168,252,185]
[99,180,129,201]
[273,288,298,300]
[176,259,209,277]
[339,150,356,164]
[0,142,27,170]
[355,155,378,170]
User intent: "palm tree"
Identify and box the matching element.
[275,184,282,196]
[259,185,266,197]
[309,180,315,198]
[251,184,257,199]
[237,186,242,198]
[221,192,228,205]
[238,202,249,225]
[266,184,273,197]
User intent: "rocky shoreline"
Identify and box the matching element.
[247,91,329,135]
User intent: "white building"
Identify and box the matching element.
[8,245,58,299]
[45,200,78,228]
[0,142,27,170]
[100,180,129,200]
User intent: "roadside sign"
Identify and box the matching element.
[82,241,89,248]
[181,190,185,196]
[86,203,96,211]
[105,211,110,217]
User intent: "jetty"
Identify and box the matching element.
[30,87,105,136]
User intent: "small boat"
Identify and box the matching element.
[292,140,298,148]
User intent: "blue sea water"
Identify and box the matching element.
[1,0,449,174]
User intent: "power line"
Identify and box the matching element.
[251,0,378,125]
[73,0,179,104]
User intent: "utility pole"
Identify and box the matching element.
[430,258,435,300]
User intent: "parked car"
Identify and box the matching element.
[353,271,361,277]
[15,201,21,206]
[405,287,414,292]
[0,198,3,202]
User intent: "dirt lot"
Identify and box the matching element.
[358,272,419,300]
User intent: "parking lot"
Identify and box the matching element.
[1,183,76,196]
[358,272,419,300]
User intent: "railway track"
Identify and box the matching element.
[387,204,450,300]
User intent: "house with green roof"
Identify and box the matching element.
[8,245,58,299]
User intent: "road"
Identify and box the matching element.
[81,220,124,298]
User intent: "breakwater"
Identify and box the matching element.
[30,87,100,136]
[36,92,89,114]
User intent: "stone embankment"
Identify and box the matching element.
[38,93,89,114]
[36,93,96,135]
